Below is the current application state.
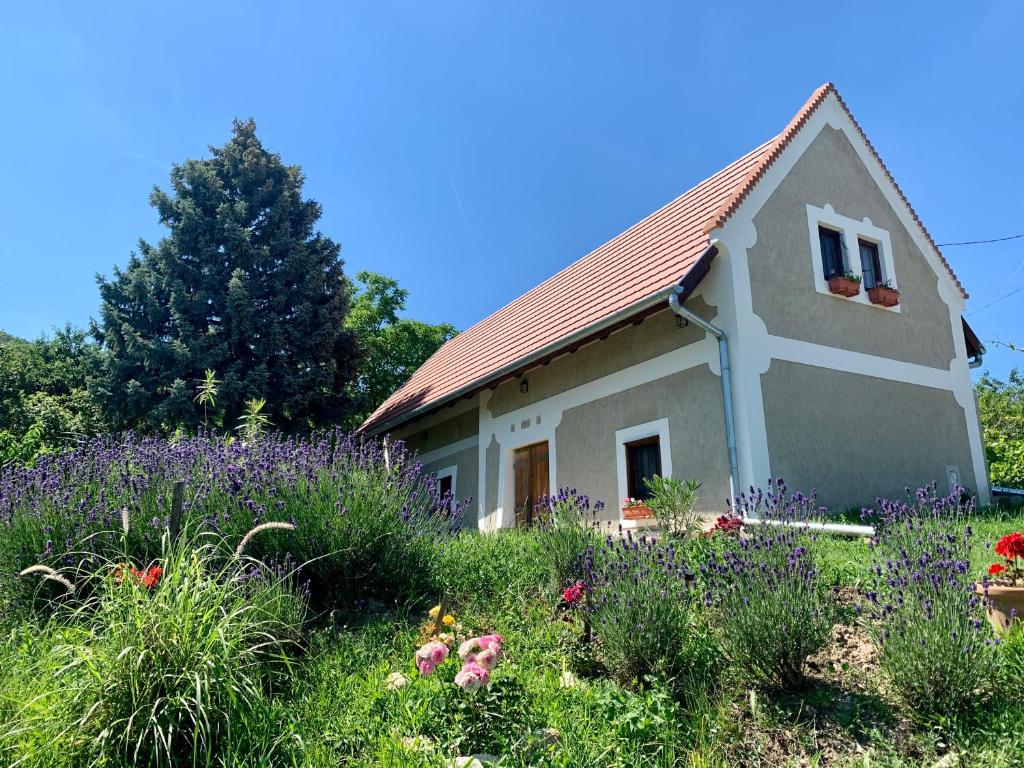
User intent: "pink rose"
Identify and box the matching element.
[416,640,449,666]
[462,660,490,686]
[475,647,499,671]
[458,638,480,660]
[417,658,436,676]
[454,667,482,692]
[477,634,503,651]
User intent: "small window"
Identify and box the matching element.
[818,226,845,279]
[437,473,454,511]
[625,436,661,500]
[859,239,883,289]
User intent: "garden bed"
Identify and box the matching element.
[0,434,1022,767]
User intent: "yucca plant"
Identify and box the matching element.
[0,525,306,767]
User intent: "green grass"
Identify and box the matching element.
[3,511,1024,766]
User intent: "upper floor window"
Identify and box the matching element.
[806,204,900,312]
[858,239,883,289]
[818,226,845,279]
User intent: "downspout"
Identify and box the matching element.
[666,253,740,506]
[668,244,874,538]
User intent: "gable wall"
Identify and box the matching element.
[748,126,954,368]
[705,92,989,508]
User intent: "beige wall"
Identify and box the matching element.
[555,365,731,520]
[421,444,479,528]
[393,407,478,456]
[487,303,714,418]
[761,360,977,510]
[484,434,500,519]
[748,126,956,370]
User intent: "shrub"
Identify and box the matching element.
[864,485,997,717]
[702,480,836,691]
[0,430,460,615]
[0,527,305,767]
[535,489,604,592]
[644,475,702,537]
[585,532,717,694]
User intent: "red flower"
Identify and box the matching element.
[562,581,585,606]
[713,515,743,534]
[994,532,1024,560]
[140,566,163,589]
[989,563,1006,576]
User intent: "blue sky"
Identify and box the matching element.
[1,2,1021,379]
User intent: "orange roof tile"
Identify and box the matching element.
[362,83,965,433]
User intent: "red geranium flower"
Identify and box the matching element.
[994,532,1024,560]
[989,563,1006,576]
[713,515,743,534]
[562,581,585,606]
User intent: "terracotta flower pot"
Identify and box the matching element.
[622,503,653,520]
[867,286,900,307]
[827,276,861,297]
[975,582,1024,634]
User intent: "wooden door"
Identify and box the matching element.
[513,441,549,527]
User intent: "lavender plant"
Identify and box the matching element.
[584,532,717,693]
[701,479,836,691]
[0,429,464,614]
[863,485,997,717]
[535,489,604,591]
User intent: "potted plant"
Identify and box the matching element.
[621,496,653,520]
[867,279,900,307]
[643,475,702,537]
[827,271,861,297]
[976,532,1024,634]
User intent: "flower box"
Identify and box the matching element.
[827,276,861,297]
[622,503,653,520]
[867,285,900,307]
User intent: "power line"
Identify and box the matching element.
[968,287,1022,317]
[937,233,1024,247]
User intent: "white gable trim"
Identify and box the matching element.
[713,92,963,310]
[706,92,989,505]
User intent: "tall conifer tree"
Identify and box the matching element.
[94,120,358,431]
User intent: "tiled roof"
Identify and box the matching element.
[362,83,965,433]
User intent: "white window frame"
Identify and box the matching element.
[614,418,672,517]
[436,465,457,501]
[806,204,901,313]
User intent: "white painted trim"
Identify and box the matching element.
[805,203,901,313]
[709,91,989,505]
[766,335,954,390]
[614,418,672,518]
[477,335,719,530]
[436,464,458,499]
[418,435,479,466]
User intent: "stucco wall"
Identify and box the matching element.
[394,406,479,456]
[554,365,730,519]
[421,444,479,528]
[487,303,715,418]
[484,434,500,522]
[761,360,977,510]
[748,126,955,369]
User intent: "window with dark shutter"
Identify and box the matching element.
[859,239,883,289]
[625,436,662,500]
[818,226,845,279]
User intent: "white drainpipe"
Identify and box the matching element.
[667,277,740,504]
[668,246,874,539]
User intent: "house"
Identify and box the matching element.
[361,83,990,528]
